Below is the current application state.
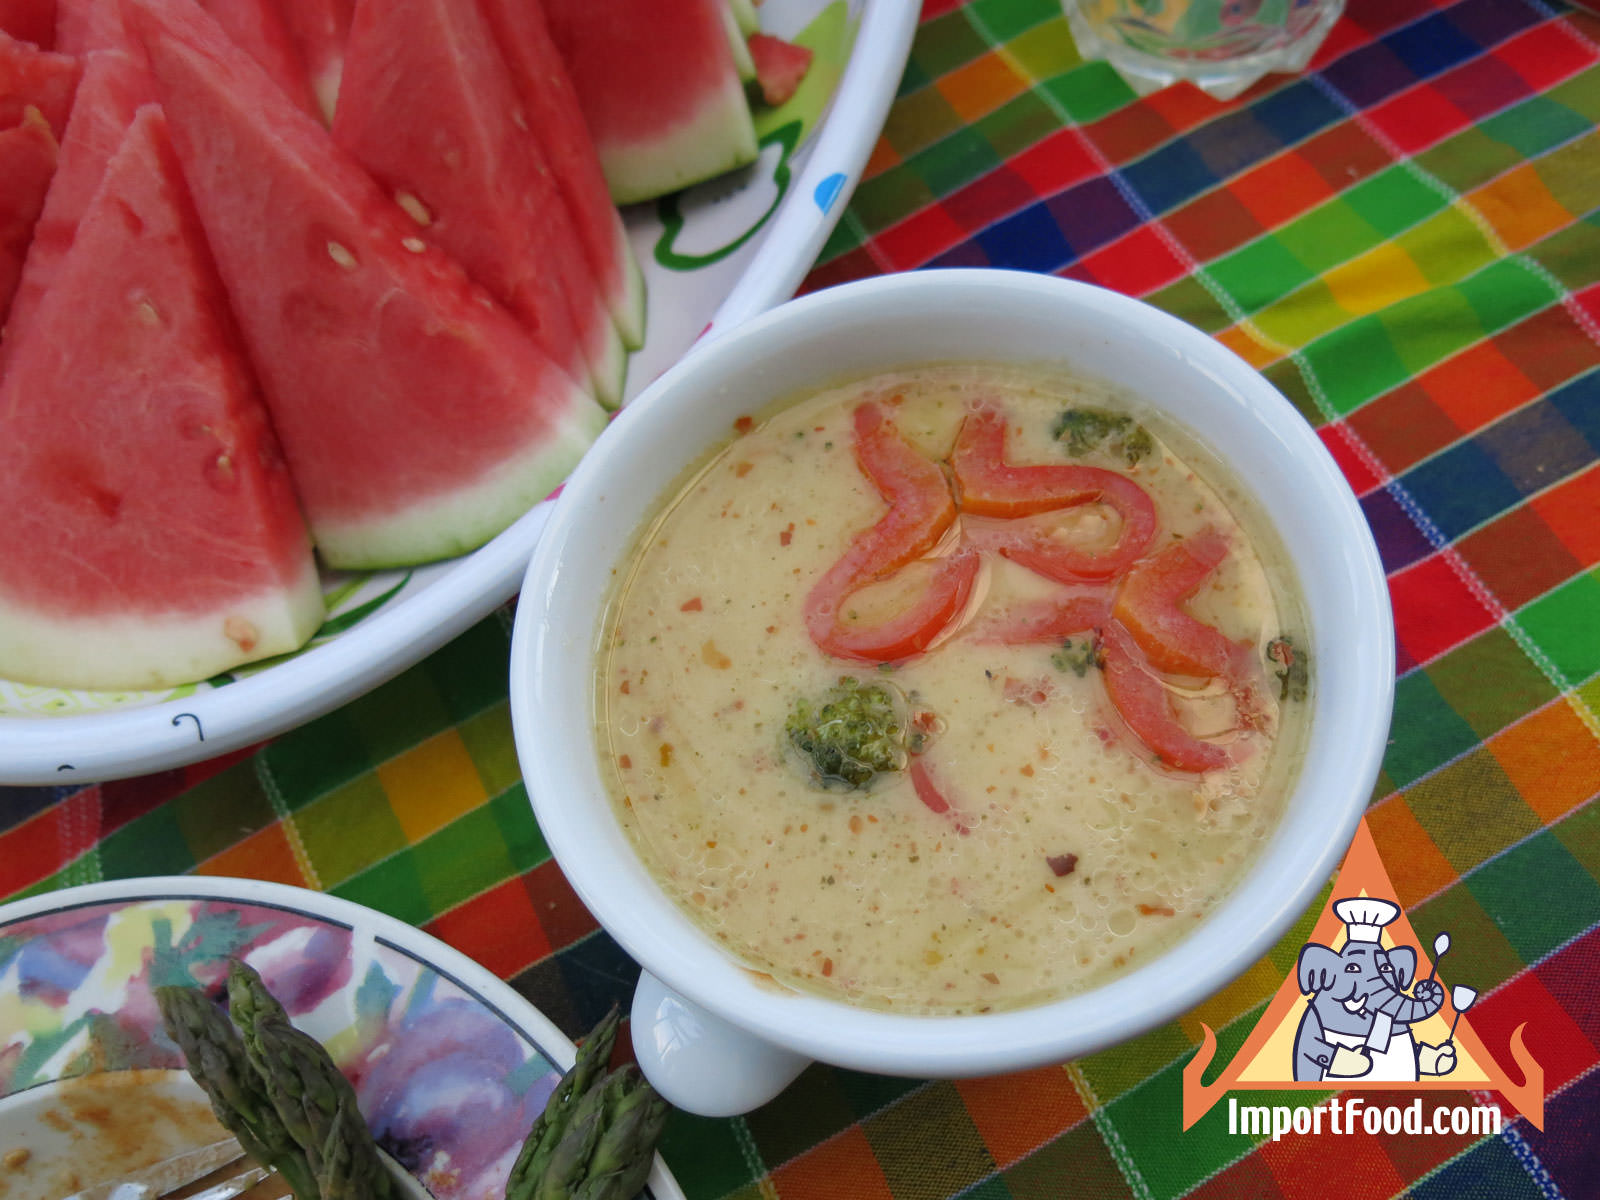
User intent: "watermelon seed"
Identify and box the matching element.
[224,616,259,652]
[402,237,426,254]
[395,190,433,227]
[326,241,359,270]
[135,300,163,327]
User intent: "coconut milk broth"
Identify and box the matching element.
[594,365,1310,1014]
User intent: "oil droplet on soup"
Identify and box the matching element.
[594,366,1312,1014]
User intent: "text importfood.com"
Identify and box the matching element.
[1227,1097,1503,1141]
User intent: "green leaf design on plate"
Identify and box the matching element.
[148,911,271,989]
[654,119,801,271]
[207,571,414,686]
[315,572,413,638]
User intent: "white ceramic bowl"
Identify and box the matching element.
[509,270,1394,1116]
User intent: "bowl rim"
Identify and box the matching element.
[510,268,1395,1076]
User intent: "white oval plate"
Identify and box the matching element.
[0,876,683,1200]
[0,0,918,784]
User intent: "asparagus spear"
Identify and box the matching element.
[531,1068,630,1200]
[227,959,396,1199]
[505,1006,622,1195]
[569,1070,670,1200]
[315,1095,394,1200]
[154,984,321,1200]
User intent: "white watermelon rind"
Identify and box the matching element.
[608,219,649,350]
[728,0,760,36]
[601,73,760,207]
[0,560,324,693]
[721,2,757,82]
[581,292,630,408]
[313,386,609,570]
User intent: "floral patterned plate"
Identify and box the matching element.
[0,877,683,1200]
[0,0,920,785]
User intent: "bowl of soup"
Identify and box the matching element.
[509,269,1393,1116]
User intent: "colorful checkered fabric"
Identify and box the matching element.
[3,0,1598,1195]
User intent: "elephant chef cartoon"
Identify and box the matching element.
[1291,897,1456,1083]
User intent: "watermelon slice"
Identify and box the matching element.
[478,0,644,351]
[199,0,317,117]
[1,28,80,133]
[0,0,54,47]
[51,0,106,53]
[749,32,812,107]
[271,0,347,123]
[0,106,56,324]
[333,0,624,405]
[0,105,322,690]
[0,44,149,361]
[541,0,758,206]
[130,0,606,568]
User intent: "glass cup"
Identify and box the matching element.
[1062,0,1347,100]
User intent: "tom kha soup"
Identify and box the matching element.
[594,365,1311,1015]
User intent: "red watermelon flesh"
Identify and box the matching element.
[0,104,322,690]
[0,44,148,362]
[334,0,623,406]
[131,0,606,568]
[0,107,56,325]
[478,0,643,351]
[52,0,111,54]
[271,0,347,123]
[541,0,757,206]
[1,29,80,134]
[0,0,54,47]
[748,32,812,107]
[199,0,317,117]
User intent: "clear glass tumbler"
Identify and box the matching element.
[1062,0,1347,100]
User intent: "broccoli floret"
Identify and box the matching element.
[1051,635,1104,677]
[1051,407,1153,466]
[785,677,908,790]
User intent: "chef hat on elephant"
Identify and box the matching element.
[1332,896,1401,943]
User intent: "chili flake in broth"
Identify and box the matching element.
[594,365,1311,1014]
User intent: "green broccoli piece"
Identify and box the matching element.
[1267,635,1310,702]
[1050,635,1104,677]
[786,677,908,790]
[1051,407,1153,466]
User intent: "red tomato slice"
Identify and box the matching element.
[1099,621,1234,774]
[813,547,981,662]
[950,407,1156,581]
[908,758,970,835]
[952,403,1158,520]
[964,584,1113,644]
[962,505,1155,583]
[804,401,968,662]
[1112,527,1247,677]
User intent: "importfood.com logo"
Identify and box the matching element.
[1182,819,1545,1132]
[1226,1096,1502,1143]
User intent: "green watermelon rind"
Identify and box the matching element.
[579,285,629,407]
[719,1,755,82]
[728,0,759,36]
[0,559,324,692]
[312,396,607,570]
[601,71,759,207]
[610,222,648,350]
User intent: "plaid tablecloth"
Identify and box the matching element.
[4,0,1599,1195]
